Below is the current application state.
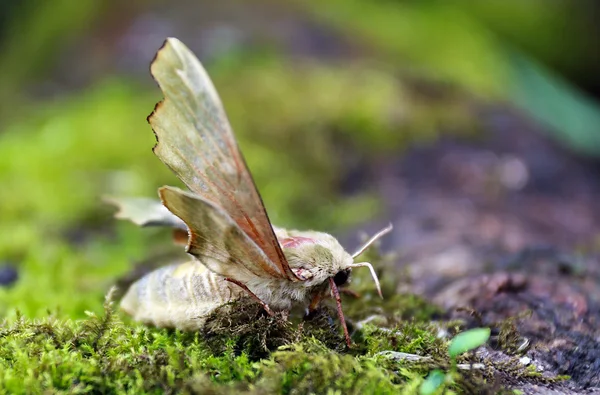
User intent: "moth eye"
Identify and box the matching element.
[333,269,351,286]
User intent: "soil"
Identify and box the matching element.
[367,106,600,393]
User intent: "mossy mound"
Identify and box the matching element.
[0,287,436,393]
[0,263,561,394]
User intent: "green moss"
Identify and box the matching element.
[258,342,401,394]
[201,300,296,360]
[496,311,532,355]
[0,263,569,393]
[0,293,410,394]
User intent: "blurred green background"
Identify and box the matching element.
[0,0,599,320]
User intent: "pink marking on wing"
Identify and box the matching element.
[280,236,315,248]
[292,267,308,280]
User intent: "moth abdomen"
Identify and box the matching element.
[120,260,242,330]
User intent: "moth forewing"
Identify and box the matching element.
[148,37,298,282]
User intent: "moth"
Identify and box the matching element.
[109,37,392,346]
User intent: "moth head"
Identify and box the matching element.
[283,224,392,298]
[283,233,353,287]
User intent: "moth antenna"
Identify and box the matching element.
[349,262,383,298]
[329,277,351,347]
[351,223,393,259]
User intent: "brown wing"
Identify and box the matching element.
[148,37,298,282]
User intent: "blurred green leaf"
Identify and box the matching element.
[508,51,600,158]
[0,0,106,107]
[459,1,599,79]
[448,327,490,358]
[303,0,511,96]
[419,369,446,395]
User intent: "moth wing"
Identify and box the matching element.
[104,196,186,229]
[159,186,288,281]
[149,37,298,282]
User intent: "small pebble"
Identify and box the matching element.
[519,356,531,366]
[0,265,19,287]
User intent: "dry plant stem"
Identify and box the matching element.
[329,277,351,347]
[224,278,275,316]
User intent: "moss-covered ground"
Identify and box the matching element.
[0,264,533,394]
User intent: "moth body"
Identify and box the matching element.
[110,38,392,346]
[120,261,242,330]
[120,227,356,329]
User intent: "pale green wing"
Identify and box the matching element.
[159,185,289,281]
[149,37,298,282]
[104,196,186,229]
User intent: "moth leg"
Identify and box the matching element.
[304,290,326,319]
[223,278,275,316]
[329,277,352,348]
[309,292,322,312]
